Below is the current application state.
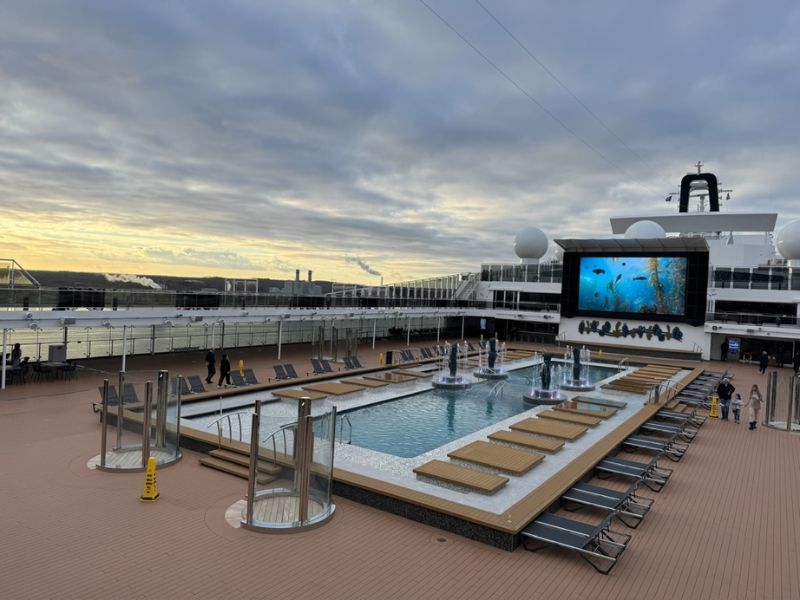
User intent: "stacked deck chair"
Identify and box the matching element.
[94,385,121,412]
[467,342,476,352]
[419,347,431,359]
[311,358,326,375]
[521,512,631,574]
[243,368,259,385]
[284,364,299,379]
[187,376,207,394]
[560,481,653,529]
[230,371,247,386]
[622,434,687,462]
[351,356,364,369]
[320,359,335,373]
[342,357,355,370]
[595,455,673,492]
[273,365,290,380]
[121,383,140,404]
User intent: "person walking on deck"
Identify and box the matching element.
[758,351,769,374]
[745,384,763,430]
[716,377,735,421]
[205,349,216,384]
[793,350,800,375]
[720,338,729,361]
[731,393,743,424]
[218,354,231,387]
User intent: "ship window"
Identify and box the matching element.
[752,268,770,290]
[712,268,732,288]
[732,268,751,289]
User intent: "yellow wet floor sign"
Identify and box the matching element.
[709,394,719,419]
[140,456,159,502]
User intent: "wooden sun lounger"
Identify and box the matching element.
[487,430,565,453]
[302,382,366,396]
[571,396,628,409]
[554,403,617,419]
[342,377,390,388]
[521,512,631,574]
[363,372,416,384]
[413,460,508,494]
[538,409,603,427]
[271,388,328,401]
[510,418,588,440]
[392,369,432,378]
[561,481,653,529]
[448,440,544,475]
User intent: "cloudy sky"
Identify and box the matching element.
[1,1,798,284]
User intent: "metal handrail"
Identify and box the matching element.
[206,409,252,447]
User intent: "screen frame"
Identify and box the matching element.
[561,250,708,326]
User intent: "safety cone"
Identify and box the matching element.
[709,394,719,419]
[140,456,159,502]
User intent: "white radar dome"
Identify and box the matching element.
[625,220,666,239]
[514,226,549,260]
[776,219,800,259]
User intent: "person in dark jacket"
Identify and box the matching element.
[205,349,216,384]
[720,338,729,361]
[793,350,800,375]
[218,354,231,387]
[716,377,735,421]
[758,351,769,374]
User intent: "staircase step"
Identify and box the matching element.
[199,456,277,484]
[208,448,282,476]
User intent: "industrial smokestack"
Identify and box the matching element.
[295,269,300,282]
[308,270,312,282]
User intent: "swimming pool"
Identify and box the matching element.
[341,362,618,458]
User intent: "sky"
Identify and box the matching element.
[1,1,798,285]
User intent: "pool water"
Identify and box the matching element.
[342,362,618,458]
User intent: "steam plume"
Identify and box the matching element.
[104,273,162,289]
[345,256,381,276]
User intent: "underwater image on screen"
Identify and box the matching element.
[578,256,687,316]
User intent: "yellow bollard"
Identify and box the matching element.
[709,394,719,419]
[378,352,384,366]
[140,456,159,502]
[239,359,245,377]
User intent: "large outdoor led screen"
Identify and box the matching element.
[577,256,688,316]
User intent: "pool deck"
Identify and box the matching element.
[1,341,800,599]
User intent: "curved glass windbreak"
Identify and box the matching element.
[764,372,800,432]
[97,370,181,471]
[243,398,336,531]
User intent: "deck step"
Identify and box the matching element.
[208,449,283,476]
[448,440,544,475]
[487,430,565,453]
[199,456,277,484]
[413,460,508,494]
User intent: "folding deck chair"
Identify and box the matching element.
[420,347,432,359]
[243,368,259,385]
[121,383,140,404]
[561,481,653,529]
[187,375,207,394]
[521,512,631,574]
[179,377,192,396]
[320,359,334,373]
[350,356,363,369]
[283,364,299,379]
[640,420,697,442]
[311,358,326,375]
[273,365,290,380]
[595,456,673,492]
[623,435,687,462]
[467,342,476,352]
[342,357,355,370]
[230,372,247,386]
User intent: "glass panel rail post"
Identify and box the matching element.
[293,397,313,523]
[766,371,777,425]
[100,379,109,468]
[155,370,168,448]
[246,401,261,526]
[116,371,125,450]
[789,375,800,432]
[142,381,153,468]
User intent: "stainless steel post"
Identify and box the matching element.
[246,401,261,525]
[100,379,109,468]
[121,325,128,373]
[142,381,153,467]
[277,320,283,360]
[406,316,411,347]
[294,397,313,523]
[155,370,168,447]
[461,316,465,340]
[372,319,376,350]
[766,371,777,425]
[1,328,7,390]
[788,375,798,432]
[116,371,125,450]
